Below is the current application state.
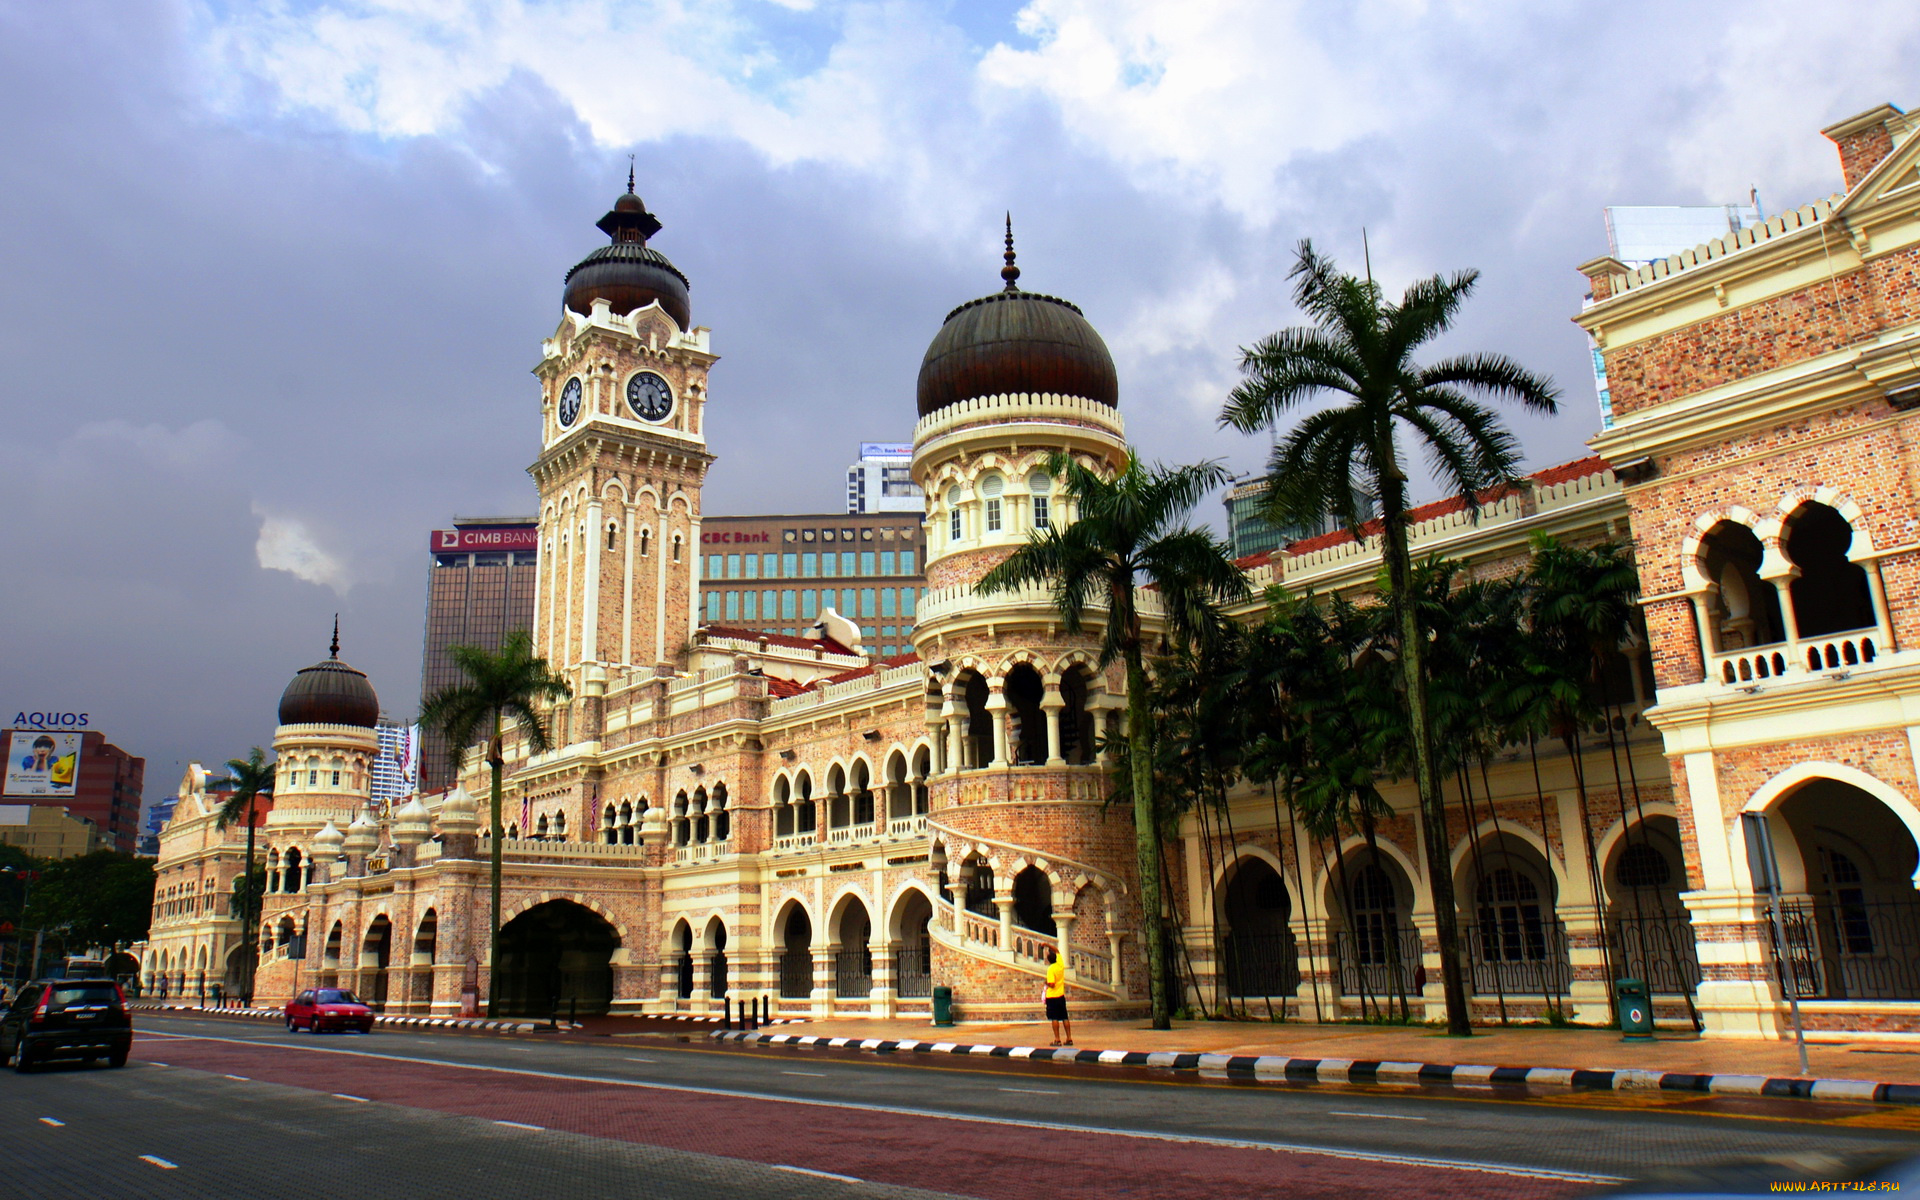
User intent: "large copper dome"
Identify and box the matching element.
[915,221,1117,418]
[562,182,691,330]
[278,628,380,728]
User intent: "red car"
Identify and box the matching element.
[286,988,375,1034]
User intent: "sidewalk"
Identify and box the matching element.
[721,1015,1920,1089]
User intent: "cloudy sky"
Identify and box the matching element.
[2,0,1914,801]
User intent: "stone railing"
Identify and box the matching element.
[1708,624,1890,687]
[673,841,729,865]
[916,580,1165,628]
[888,814,929,837]
[827,826,858,844]
[912,392,1125,445]
[959,908,1002,950]
[766,659,923,717]
[771,832,813,853]
[490,838,650,863]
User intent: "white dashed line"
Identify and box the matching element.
[999,1087,1060,1094]
[494,1120,544,1131]
[147,1061,170,1067]
[331,1094,370,1103]
[623,1056,657,1063]
[781,1070,826,1077]
[38,1118,65,1127]
[1330,1111,1428,1121]
[139,1155,179,1169]
[222,1074,249,1081]
[773,1165,863,1183]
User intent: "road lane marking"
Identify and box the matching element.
[331,1094,370,1103]
[781,1070,827,1077]
[223,1074,249,1081]
[1330,1111,1427,1122]
[139,1155,178,1169]
[38,1118,65,1127]
[774,1164,864,1183]
[135,1028,1623,1185]
[624,1057,658,1063]
[494,1120,544,1131]
[1000,1087,1060,1095]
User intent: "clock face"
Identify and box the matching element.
[626,371,674,423]
[557,377,583,428]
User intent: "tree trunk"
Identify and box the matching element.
[488,716,505,1020]
[241,798,259,1006]
[1126,645,1171,1030]
[1377,452,1471,1036]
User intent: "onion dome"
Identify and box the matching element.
[278,620,380,728]
[392,796,432,846]
[343,811,379,856]
[437,785,478,836]
[562,167,691,330]
[916,215,1117,418]
[313,820,345,860]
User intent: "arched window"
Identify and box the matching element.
[606,521,618,551]
[1028,470,1052,529]
[552,810,567,841]
[1617,842,1672,889]
[639,528,651,557]
[982,474,1005,533]
[1783,502,1877,639]
[1475,868,1548,963]
[947,485,963,542]
[330,757,344,788]
[672,534,682,562]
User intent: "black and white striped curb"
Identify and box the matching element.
[132,1003,538,1034]
[712,1029,1920,1106]
[665,1015,807,1025]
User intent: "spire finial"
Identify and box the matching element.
[330,615,340,660]
[627,156,636,195]
[1001,212,1020,292]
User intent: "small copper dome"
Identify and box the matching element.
[278,625,380,728]
[562,184,691,330]
[915,219,1116,417]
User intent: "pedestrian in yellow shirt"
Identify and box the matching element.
[1044,949,1072,1046]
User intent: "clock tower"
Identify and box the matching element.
[529,181,715,744]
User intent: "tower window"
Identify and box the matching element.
[985,498,1002,532]
[672,535,683,562]
[949,508,962,541]
[1033,496,1050,529]
[607,522,618,551]
[642,529,652,557]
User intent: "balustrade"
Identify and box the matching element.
[1708,626,1884,686]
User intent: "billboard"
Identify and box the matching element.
[432,527,538,552]
[4,730,81,797]
[859,443,914,459]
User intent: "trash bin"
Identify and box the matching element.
[932,985,953,1027]
[1617,978,1654,1040]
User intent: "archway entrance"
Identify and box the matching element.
[1218,857,1300,999]
[495,900,619,1017]
[892,891,933,999]
[1774,779,1920,1000]
[361,915,393,1011]
[779,905,813,999]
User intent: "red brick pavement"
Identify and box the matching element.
[131,1034,1596,1199]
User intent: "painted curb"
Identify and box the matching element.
[710,1029,1920,1107]
[131,1003,539,1034]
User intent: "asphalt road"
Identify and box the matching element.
[1,1013,1917,1199]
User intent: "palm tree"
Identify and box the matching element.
[418,631,572,1018]
[1221,240,1559,1035]
[978,450,1249,1030]
[214,747,276,1006]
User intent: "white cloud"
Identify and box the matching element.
[254,505,355,592]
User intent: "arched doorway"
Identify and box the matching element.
[833,896,873,999]
[671,920,695,1000]
[361,915,393,1010]
[1773,778,1920,1000]
[1005,663,1045,764]
[778,904,813,1000]
[705,918,728,999]
[412,911,439,1007]
[1218,857,1300,1000]
[1604,816,1700,1000]
[495,900,619,1017]
[1461,836,1570,1000]
[891,891,933,998]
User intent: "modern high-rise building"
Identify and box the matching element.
[1,724,143,853]
[370,718,419,808]
[1224,476,1378,560]
[1588,201,1764,427]
[697,513,927,658]
[417,517,539,794]
[845,442,923,513]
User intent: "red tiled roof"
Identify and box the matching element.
[1277,456,1613,557]
[700,625,858,657]
[762,676,810,698]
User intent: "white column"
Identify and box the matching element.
[561,524,576,667]
[1041,677,1065,767]
[986,679,1009,768]
[685,511,702,642]
[621,501,636,667]
[654,509,671,664]
[582,497,604,663]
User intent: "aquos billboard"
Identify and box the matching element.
[4,729,82,797]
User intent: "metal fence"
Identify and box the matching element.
[1217,931,1302,998]
[1777,896,1920,1001]
[1610,912,1702,996]
[896,943,932,998]
[1461,919,1573,996]
[1331,927,1421,1003]
[779,950,813,999]
[835,948,873,999]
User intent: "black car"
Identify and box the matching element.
[0,978,133,1072]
